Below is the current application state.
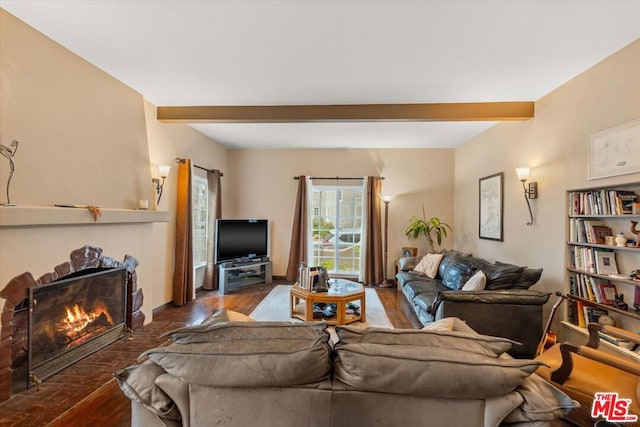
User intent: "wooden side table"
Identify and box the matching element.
[290,279,366,325]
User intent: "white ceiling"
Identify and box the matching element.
[2,0,640,149]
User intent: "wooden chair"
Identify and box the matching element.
[536,323,640,425]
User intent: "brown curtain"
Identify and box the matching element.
[172,159,194,305]
[203,169,222,290]
[363,176,384,285]
[285,176,308,281]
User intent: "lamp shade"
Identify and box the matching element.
[515,167,530,181]
[381,193,394,203]
[158,165,171,178]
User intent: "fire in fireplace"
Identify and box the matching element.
[0,246,145,403]
[28,267,127,387]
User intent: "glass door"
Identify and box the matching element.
[310,185,363,276]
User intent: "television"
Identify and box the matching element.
[215,219,269,264]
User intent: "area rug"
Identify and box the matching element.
[249,284,393,328]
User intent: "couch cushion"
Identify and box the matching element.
[166,320,326,344]
[413,253,444,278]
[395,271,423,288]
[142,322,332,388]
[333,343,544,399]
[114,359,181,421]
[335,325,516,357]
[440,256,479,290]
[482,261,526,290]
[511,268,543,289]
[413,288,442,314]
[397,256,420,272]
[142,335,332,388]
[402,279,441,300]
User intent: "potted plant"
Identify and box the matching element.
[404,208,452,253]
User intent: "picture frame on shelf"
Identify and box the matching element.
[401,247,417,257]
[597,282,618,305]
[479,172,504,241]
[591,225,613,245]
[588,118,640,180]
[594,250,619,276]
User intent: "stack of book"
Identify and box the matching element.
[569,189,638,215]
[569,274,618,304]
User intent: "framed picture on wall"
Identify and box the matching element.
[588,118,640,180]
[479,172,504,241]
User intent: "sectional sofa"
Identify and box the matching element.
[396,250,551,358]
[115,311,576,427]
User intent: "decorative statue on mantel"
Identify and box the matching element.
[630,221,640,248]
[0,137,19,206]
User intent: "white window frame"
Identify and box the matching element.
[192,175,208,268]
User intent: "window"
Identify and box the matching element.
[310,185,364,276]
[192,176,208,268]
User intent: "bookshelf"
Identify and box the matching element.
[564,183,640,360]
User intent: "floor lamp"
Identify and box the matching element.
[379,194,394,287]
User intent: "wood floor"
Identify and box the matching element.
[0,281,420,427]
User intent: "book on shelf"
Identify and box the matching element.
[582,306,608,324]
[598,331,632,348]
[570,189,639,216]
[597,282,618,304]
[617,191,637,215]
[567,299,578,324]
[594,250,618,275]
[576,301,586,327]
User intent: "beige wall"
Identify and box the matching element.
[144,100,229,308]
[0,10,227,317]
[454,39,640,333]
[227,148,455,278]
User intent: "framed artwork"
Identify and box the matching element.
[401,247,418,257]
[588,118,640,180]
[479,172,504,241]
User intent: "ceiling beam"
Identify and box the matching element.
[156,102,534,123]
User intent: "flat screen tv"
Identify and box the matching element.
[215,219,269,264]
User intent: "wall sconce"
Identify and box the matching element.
[153,165,171,205]
[515,167,537,226]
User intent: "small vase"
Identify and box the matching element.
[615,233,627,247]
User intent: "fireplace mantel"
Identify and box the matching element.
[0,206,169,227]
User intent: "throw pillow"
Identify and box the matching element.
[397,256,420,272]
[461,270,487,291]
[413,253,444,279]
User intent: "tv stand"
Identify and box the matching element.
[218,258,272,295]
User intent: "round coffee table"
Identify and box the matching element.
[290,278,366,325]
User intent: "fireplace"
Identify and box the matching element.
[28,267,127,387]
[0,246,145,402]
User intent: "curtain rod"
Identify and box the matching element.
[175,157,224,176]
[293,176,384,180]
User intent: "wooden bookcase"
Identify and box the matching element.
[563,182,640,361]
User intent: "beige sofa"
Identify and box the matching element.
[115,312,576,427]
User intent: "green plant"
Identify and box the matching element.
[404,208,452,253]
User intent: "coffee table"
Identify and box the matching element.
[290,278,366,325]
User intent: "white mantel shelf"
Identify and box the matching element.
[0,205,169,227]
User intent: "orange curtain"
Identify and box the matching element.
[285,176,308,281]
[203,169,222,290]
[173,159,194,305]
[363,177,384,285]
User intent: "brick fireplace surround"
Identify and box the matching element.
[0,245,145,403]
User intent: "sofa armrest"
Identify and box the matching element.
[433,290,551,358]
[435,290,551,305]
